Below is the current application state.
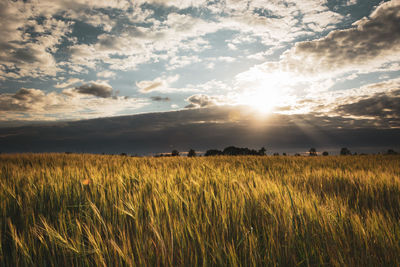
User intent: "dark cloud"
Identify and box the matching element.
[12,47,42,64]
[0,106,399,155]
[12,88,41,101]
[336,90,400,123]
[151,96,170,102]
[74,83,113,98]
[0,88,47,111]
[185,94,217,108]
[279,0,400,74]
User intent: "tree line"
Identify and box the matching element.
[153,146,398,157]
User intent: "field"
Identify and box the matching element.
[1,154,400,266]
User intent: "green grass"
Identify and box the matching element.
[1,154,400,266]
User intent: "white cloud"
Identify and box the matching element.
[0,2,73,79]
[136,75,180,93]
[227,43,238,50]
[68,13,219,71]
[230,0,400,108]
[54,78,83,89]
[188,80,231,93]
[136,0,206,8]
[0,0,346,81]
[346,0,357,6]
[215,0,343,45]
[167,55,201,70]
[217,56,236,63]
[97,70,117,79]
[247,50,274,60]
[262,0,400,77]
[206,62,215,69]
[277,78,400,116]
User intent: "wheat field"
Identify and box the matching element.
[1,153,399,266]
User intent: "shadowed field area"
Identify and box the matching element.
[1,154,400,266]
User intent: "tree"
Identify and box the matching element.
[340,147,351,155]
[205,149,222,156]
[171,149,179,156]
[309,148,317,156]
[222,146,259,156]
[258,147,266,156]
[322,151,329,156]
[273,152,279,156]
[387,149,397,155]
[188,149,196,157]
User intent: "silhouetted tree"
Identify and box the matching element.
[282,152,287,156]
[171,149,179,156]
[322,151,329,156]
[294,153,301,156]
[387,149,397,155]
[222,146,259,156]
[258,147,266,156]
[309,148,317,156]
[205,149,223,156]
[340,147,351,155]
[188,149,196,157]
[273,152,279,156]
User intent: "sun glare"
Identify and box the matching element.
[239,72,292,114]
[242,89,280,114]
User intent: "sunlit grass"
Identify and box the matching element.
[1,154,399,266]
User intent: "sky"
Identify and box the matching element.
[0,0,399,154]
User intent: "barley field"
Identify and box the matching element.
[1,153,399,266]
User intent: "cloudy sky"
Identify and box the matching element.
[0,0,399,153]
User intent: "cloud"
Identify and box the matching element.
[151,96,170,102]
[72,82,113,98]
[187,80,231,94]
[217,56,236,63]
[0,87,148,121]
[54,78,83,89]
[136,75,179,93]
[185,94,219,108]
[68,13,219,72]
[267,0,400,76]
[0,0,140,79]
[216,0,343,45]
[0,2,73,79]
[167,55,201,70]
[0,0,346,81]
[97,70,116,79]
[136,0,205,8]
[227,43,238,50]
[274,78,400,125]
[0,88,54,112]
[335,90,400,123]
[346,0,357,6]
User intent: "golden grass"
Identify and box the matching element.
[1,153,399,266]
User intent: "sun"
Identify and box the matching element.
[236,69,291,114]
[243,88,282,114]
[240,82,289,114]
